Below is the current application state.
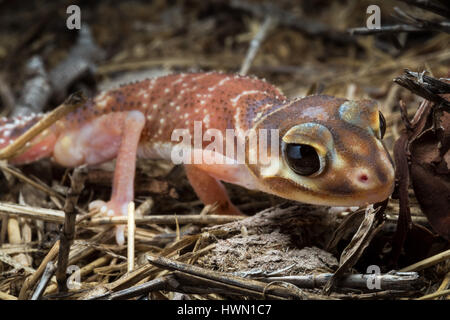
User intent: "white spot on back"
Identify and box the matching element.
[203,114,210,126]
[230,90,261,105]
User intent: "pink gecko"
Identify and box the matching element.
[0,72,395,244]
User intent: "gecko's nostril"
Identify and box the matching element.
[359,174,369,183]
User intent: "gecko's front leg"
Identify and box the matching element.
[89,111,145,244]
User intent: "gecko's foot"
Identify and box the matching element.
[214,202,244,216]
[89,199,127,245]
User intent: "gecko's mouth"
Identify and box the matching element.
[317,183,395,207]
[261,171,395,207]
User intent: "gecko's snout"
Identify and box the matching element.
[353,168,376,188]
[347,165,395,205]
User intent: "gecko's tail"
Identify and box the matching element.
[0,113,58,164]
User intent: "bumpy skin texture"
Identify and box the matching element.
[0,72,395,243]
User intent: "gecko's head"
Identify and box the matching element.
[250,95,395,207]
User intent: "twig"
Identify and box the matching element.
[0,291,17,300]
[240,16,276,76]
[349,25,423,35]
[394,70,450,109]
[436,272,450,293]
[127,202,135,273]
[256,272,423,291]
[392,6,450,33]
[0,215,6,245]
[0,91,86,160]
[332,290,417,299]
[91,276,172,300]
[56,167,87,292]
[18,240,60,300]
[0,202,65,223]
[417,289,450,300]
[30,262,56,300]
[400,249,450,272]
[396,0,450,19]
[135,198,154,217]
[86,214,244,226]
[350,21,450,35]
[402,69,450,93]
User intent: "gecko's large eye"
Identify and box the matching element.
[285,143,320,176]
[379,112,386,139]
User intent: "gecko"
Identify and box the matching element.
[0,72,395,244]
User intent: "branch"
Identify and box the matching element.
[56,167,87,292]
[257,272,423,291]
[393,69,450,109]
[396,0,450,19]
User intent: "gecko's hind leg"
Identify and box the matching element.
[184,164,243,215]
[89,111,145,244]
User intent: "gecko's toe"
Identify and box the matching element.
[89,199,128,245]
[88,200,108,213]
[116,225,125,245]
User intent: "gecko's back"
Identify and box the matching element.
[87,73,284,136]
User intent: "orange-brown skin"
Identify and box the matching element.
[0,72,395,243]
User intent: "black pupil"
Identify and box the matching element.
[285,144,320,176]
[379,112,386,139]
